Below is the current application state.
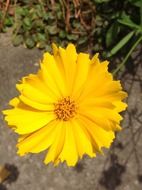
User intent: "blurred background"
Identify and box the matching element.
[0,0,142,190]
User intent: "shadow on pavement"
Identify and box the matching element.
[74,162,84,173]
[0,183,7,190]
[99,154,126,190]
[0,164,19,190]
[5,164,19,184]
[98,60,142,190]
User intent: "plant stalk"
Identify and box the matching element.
[113,35,142,76]
[140,2,142,26]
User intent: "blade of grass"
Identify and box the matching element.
[108,31,134,57]
[113,35,142,76]
[140,1,142,25]
[118,19,140,30]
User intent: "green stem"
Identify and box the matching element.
[113,35,142,76]
[140,2,142,26]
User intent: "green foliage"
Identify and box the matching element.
[0,0,96,49]
[105,0,142,74]
[0,0,142,75]
[93,0,111,3]
[107,31,135,57]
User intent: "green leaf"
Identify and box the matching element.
[43,12,55,21]
[106,22,120,47]
[4,16,14,27]
[95,15,103,26]
[72,21,82,29]
[36,5,43,18]
[23,17,32,31]
[25,38,35,48]
[34,20,44,29]
[12,35,23,46]
[118,13,140,30]
[16,7,29,17]
[93,0,111,3]
[47,25,58,35]
[36,41,47,49]
[15,7,23,15]
[30,10,38,21]
[23,17,31,27]
[59,30,67,39]
[128,0,142,7]
[45,45,52,52]
[67,34,78,41]
[36,33,46,41]
[57,11,63,19]
[108,31,134,57]
[78,36,88,45]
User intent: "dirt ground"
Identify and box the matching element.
[0,32,142,190]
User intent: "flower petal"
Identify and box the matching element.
[113,101,127,112]
[79,107,122,123]
[44,121,66,166]
[79,116,115,151]
[17,74,57,104]
[3,103,55,134]
[72,53,90,99]
[19,95,54,111]
[78,61,111,100]
[17,120,59,155]
[59,121,78,166]
[71,119,95,158]
[41,52,67,97]
[65,44,77,94]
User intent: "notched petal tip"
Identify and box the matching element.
[116,125,122,131]
[52,43,58,55]
[91,53,99,64]
[17,149,26,156]
[9,97,20,107]
[66,43,76,50]
[2,110,8,115]
[124,91,128,98]
[16,84,23,92]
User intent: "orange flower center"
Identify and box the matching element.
[54,96,77,121]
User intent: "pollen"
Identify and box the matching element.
[54,96,77,121]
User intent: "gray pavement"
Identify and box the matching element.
[0,32,142,190]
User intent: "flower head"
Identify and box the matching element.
[3,43,127,166]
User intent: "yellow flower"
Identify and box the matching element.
[3,43,127,166]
